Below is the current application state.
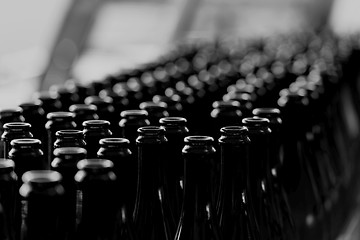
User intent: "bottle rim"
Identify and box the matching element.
[56,129,83,137]
[53,147,87,156]
[137,126,165,134]
[0,108,23,118]
[159,116,187,125]
[212,100,240,109]
[220,126,248,134]
[82,119,110,127]
[139,101,168,110]
[46,112,75,120]
[22,170,62,184]
[69,104,97,112]
[4,122,31,130]
[184,135,214,144]
[242,117,270,126]
[99,138,130,145]
[0,159,15,170]
[77,158,114,170]
[11,138,41,146]
[120,109,148,118]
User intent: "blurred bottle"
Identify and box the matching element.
[45,112,77,168]
[34,92,62,115]
[1,123,33,159]
[54,130,86,149]
[74,159,117,240]
[139,101,169,126]
[216,126,260,240]
[19,170,64,240]
[133,126,176,240]
[69,104,99,129]
[82,120,112,158]
[51,147,87,240]
[0,159,17,240]
[174,136,222,240]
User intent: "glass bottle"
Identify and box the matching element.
[35,92,62,114]
[1,123,33,159]
[19,170,65,240]
[242,117,282,240]
[45,112,77,168]
[97,138,136,214]
[0,109,25,158]
[74,159,117,240]
[54,130,86,149]
[216,126,260,240]
[139,101,169,126]
[133,126,176,240]
[0,159,17,240]
[19,101,46,146]
[174,136,222,240]
[159,117,189,220]
[69,104,99,129]
[51,147,87,240]
[82,120,112,158]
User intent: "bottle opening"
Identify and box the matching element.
[69,104,97,112]
[11,138,41,146]
[77,159,113,170]
[22,170,62,184]
[120,109,148,118]
[99,138,130,145]
[56,129,83,137]
[54,147,87,156]
[242,117,269,126]
[83,120,110,127]
[137,126,165,134]
[184,135,214,144]
[159,117,187,125]
[220,126,248,135]
[47,112,75,120]
[4,122,31,130]
[253,108,280,116]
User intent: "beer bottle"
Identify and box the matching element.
[69,104,99,129]
[54,130,86,149]
[1,123,33,159]
[82,120,112,158]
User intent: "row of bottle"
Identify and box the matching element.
[1,30,360,239]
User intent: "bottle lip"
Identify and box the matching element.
[19,100,42,109]
[53,147,87,157]
[85,95,113,105]
[99,138,130,146]
[47,112,75,120]
[242,117,270,126]
[4,122,31,130]
[184,135,214,144]
[11,138,41,147]
[77,158,113,171]
[212,100,240,109]
[0,108,23,118]
[139,101,167,110]
[56,129,83,137]
[82,119,110,127]
[0,159,15,170]
[220,126,248,135]
[252,108,280,116]
[137,126,165,134]
[120,109,148,118]
[159,117,187,125]
[69,104,97,113]
[22,170,62,184]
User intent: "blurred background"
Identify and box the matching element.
[1,0,359,109]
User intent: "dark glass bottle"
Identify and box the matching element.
[97,138,136,213]
[54,129,86,149]
[45,112,77,168]
[51,86,80,111]
[1,123,33,159]
[119,109,150,153]
[19,101,46,145]
[139,101,169,125]
[69,104,99,129]
[159,117,189,220]
[9,139,46,179]
[242,117,282,240]
[82,120,112,158]
[74,159,117,240]
[0,109,25,159]
[84,96,116,133]
[0,159,18,240]
[51,147,87,240]
[174,136,222,240]
[133,126,176,240]
[35,92,62,114]
[152,95,183,117]
[19,170,65,240]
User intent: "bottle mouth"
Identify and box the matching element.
[252,108,280,116]
[69,104,97,112]
[0,159,15,170]
[0,108,23,118]
[22,170,62,184]
[47,112,75,120]
[120,109,148,118]
[4,122,31,130]
[212,100,240,109]
[99,138,130,146]
[11,138,41,147]
[82,120,110,127]
[184,135,214,144]
[137,126,165,135]
[139,101,167,110]
[159,117,187,125]
[77,159,113,171]
[220,126,248,135]
[54,147,87,157]
[56,129,83,137]
[242,117,269,126]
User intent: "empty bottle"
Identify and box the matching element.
[1,123,33,159]
[82,120,112,158]
[54,129,86,149]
